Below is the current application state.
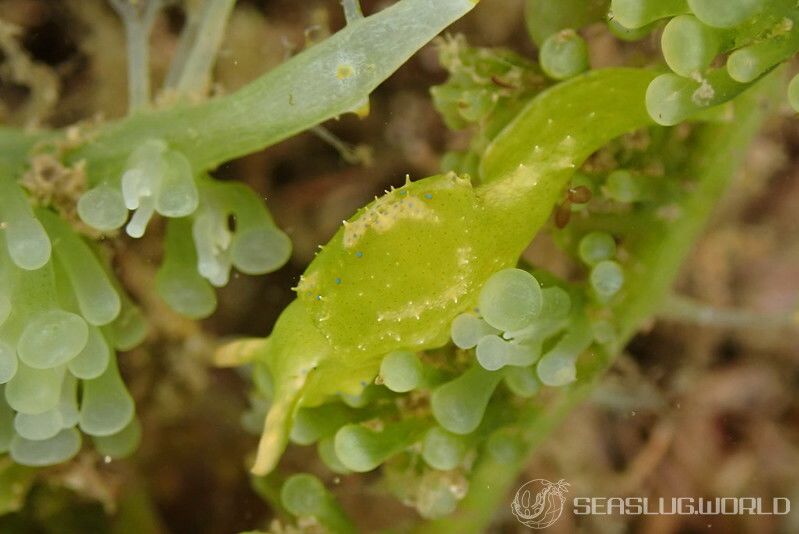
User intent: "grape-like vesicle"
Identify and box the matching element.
[476,335,541,371]
[18,310,88,369]
[478,268,542,332]
[13,408,64,441]
[590,260,625,300]
[79,357,135,436]
[290,402,355,445]
[334,419,428,472]
[77,184,128,232]
[68,326,112,380]
[727,25,799,83]
[540,29,589,80]
[156,218,217,319]
[39,209,121,326]
[380,350,424,392]
[611,0,690,29]
[416,471,462,519]
[431,365,503,434]
[9,427,81,466]
[0,178,51,271]
[661,15,727,77]
[646,69,748,126]
[450,312,499,349]
[687,0,764,28]
[537,316,593,386]
[604,169,644,203]
[421,426,469,470]
[281,473,328,517]
[5,363,64,415]
[578,232,617,266]
[280,473,354,532]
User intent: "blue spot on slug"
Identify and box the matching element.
[355,251,363,258]
[335,277,342,285]
[424,193,433,199]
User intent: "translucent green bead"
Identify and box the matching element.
[5,363,64,415]
[478,269,542,332]
[217,182,291,275]
[39,210,121,326]
[540,29,589,80]
[334,419,428,472]
[608,18,655,41]
[119,139,199,237]
[727,26,799,83]
[646,70,749,125]
[537,317,593,386]
[18,310,88,369]
[687,0,765,28]
[14,408,63,441]
[0,178,51,271]
[476,335,541,371]
[592,319,618,345]
[156,218,217,319]
[590,260,625,299]
[280,473,355,532]
[421,426,468,470]
[604,169,641,203]
[68,326,111,380]
[231,225,292,276]
[611,0,689,29]
[525,0,609,46]
[79,357,135,436]
[155,150,199,218]
[9,427,81,466]
[192,192,233,287]
[102,292,148,351]
[540,286,572,321]
[450,312,499,350]
[339,384,385,409]
[416,471,461,519]
[578,232,616,266]
[380,350,424,393]
[281,473,327,517]
[661,15,726,77]
[77,184,128,232]
[290,402,354,445]
[431,365,503,434]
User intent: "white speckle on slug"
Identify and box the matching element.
[343,193,439,248]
